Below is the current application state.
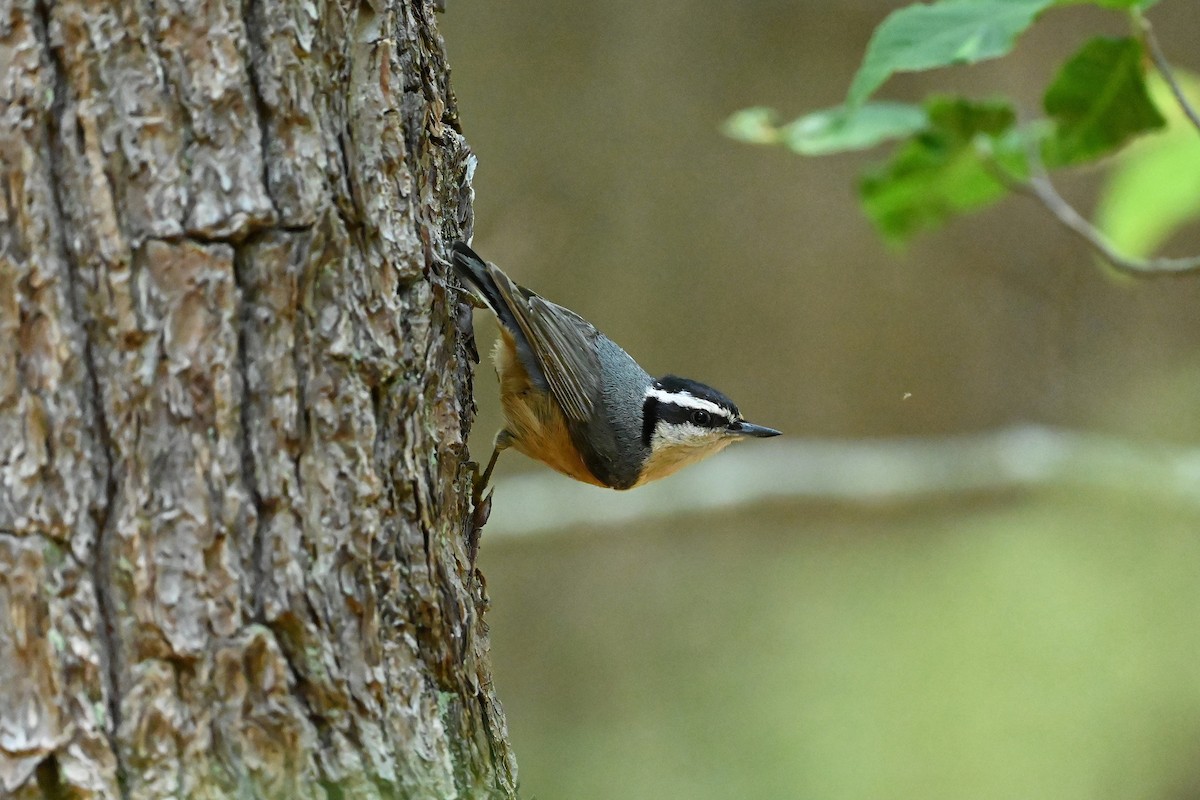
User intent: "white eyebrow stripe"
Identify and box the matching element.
[644,387,732,419]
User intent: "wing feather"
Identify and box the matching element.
[486,265,600,422]
[524,297,600,421]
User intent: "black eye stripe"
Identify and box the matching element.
[654,401,729,428]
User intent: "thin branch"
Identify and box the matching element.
[980,16,1200,278]
[987,147,1200,277]
[1137,14,1200,137]
[1017,171,1200,276]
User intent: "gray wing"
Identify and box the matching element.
[491,276,601,422]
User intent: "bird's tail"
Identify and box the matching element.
[450,241,521,332]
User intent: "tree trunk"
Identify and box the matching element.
[0,0,516,797]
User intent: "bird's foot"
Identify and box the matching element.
[467,484,492,575]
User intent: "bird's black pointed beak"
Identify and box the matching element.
[728,420,781,438]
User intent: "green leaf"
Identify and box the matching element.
[722,107,782,145]
[847,0,1054,108]
[781,103,930,155]
[1095,72,1200,257]
[724,103,928,155]
[1042,37,1166,166]
[859,97,1025,242]
[922,95,1017,139]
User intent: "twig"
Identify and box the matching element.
[987,146,1200,277]
[1137,14,1200,137]
[1017,171,1200,275]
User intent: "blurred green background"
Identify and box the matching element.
[440,2,1200,798]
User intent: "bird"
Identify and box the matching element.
[451,241,780,500]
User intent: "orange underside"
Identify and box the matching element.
[493,330,608,488]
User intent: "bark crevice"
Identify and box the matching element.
[230,239,270,626]
[29,1,129,795]
[63,131,130,800]
[240,0,282,225]
[34,755,67,800]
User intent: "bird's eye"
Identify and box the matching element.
[690,409,711,426]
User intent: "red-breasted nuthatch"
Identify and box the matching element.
[452,242,780,496]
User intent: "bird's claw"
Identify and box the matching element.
[467,486,492,573]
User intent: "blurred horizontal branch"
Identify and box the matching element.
[486,426,1200,539]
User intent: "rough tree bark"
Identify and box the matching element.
[0,0,516,797]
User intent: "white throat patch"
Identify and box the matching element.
[637,421,734,486]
